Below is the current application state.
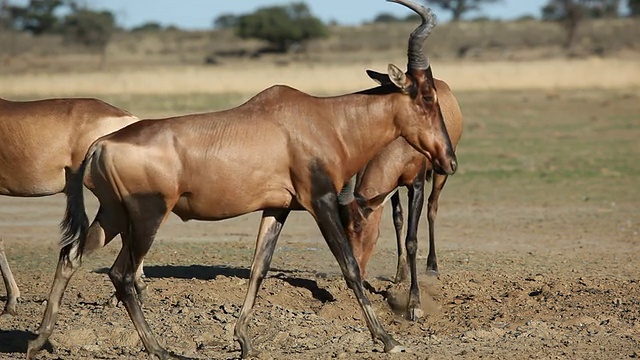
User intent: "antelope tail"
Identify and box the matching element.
[59,149,94,259]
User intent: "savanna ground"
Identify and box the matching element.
[0,21,639,359]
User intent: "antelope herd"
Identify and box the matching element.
[0,0,464,358]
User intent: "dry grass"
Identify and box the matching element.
[1,58,639,99]
[2,18,638,70]
[1,17,638,99]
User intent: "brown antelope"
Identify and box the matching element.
[338,78,463,321]
[0,97,138,316]
[27,1,456,358]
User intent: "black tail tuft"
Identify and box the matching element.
[59,157,90,259]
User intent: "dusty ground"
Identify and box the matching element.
[0,88,639,360]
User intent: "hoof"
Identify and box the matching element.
[409,307,424,321]
[426,269,440,277]
[1,301,18,316]
[241,348,260,359]
[25,347,37,360]
[393,275,407,284]
[26,337,48,360]
[136,291,147,306]
[152,348,172,360]
[107,294,120,308]
[394,265,409,284]
[393,271,408,284]
[385,343,407,353]
[382,335,406,354]
[235,326,257,359]
[0,308,16,317]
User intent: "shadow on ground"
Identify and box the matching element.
[93,265,336,303]
[93,264,251,280]
[0,330,51,354]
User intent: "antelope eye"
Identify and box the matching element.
[422,95,434,103]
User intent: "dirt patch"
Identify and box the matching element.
[0,225,638,359]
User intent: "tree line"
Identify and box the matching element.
[1,0,638,59]
[213,0,638,51]
[1,0,114,48]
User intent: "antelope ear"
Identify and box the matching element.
[357,188,398,218]
[387,64,408,91]
[366,70,392,86]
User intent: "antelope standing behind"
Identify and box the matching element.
[0,97,138,316]
[27,1,457,358]
[339,77,463,321]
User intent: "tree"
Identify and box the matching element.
[373,12,402,23]
[0,0,11,30]
[542,1,621,20]
[585,0,620,17]
[542,0,621,48]
[424,0,501,22]
[213,13,238,29]
[60,8,115,67]
[542,0,586,48]
[372,12,422,23]
[405,13,421,22]
[4,0,63,35]
[236,2,328,53]
[630,0,640,16]
[131,21,163,32]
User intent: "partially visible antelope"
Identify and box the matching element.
[338,77,463,321]
[27,1,456,358]
[0,97,138,316]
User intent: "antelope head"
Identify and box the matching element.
[369,0,457,175]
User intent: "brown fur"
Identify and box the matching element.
[0,97,138,316]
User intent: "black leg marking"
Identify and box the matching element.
[309,160,404,353]
[390,191,408,283]
[426,172,448,275]
[406,163,426,321]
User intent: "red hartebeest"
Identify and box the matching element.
[0,97,138,316]
[339,77,463,321]
[27,1,456,358]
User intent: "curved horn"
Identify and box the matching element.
[388,0,437,70]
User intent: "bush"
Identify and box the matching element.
[4,0,63,35]
[131,22,163,32]
[236,2,328,52]
[213,14,239,29]
[61,9,115,49]
[373,13,402,23]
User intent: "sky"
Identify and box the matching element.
[21,0,551,30]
